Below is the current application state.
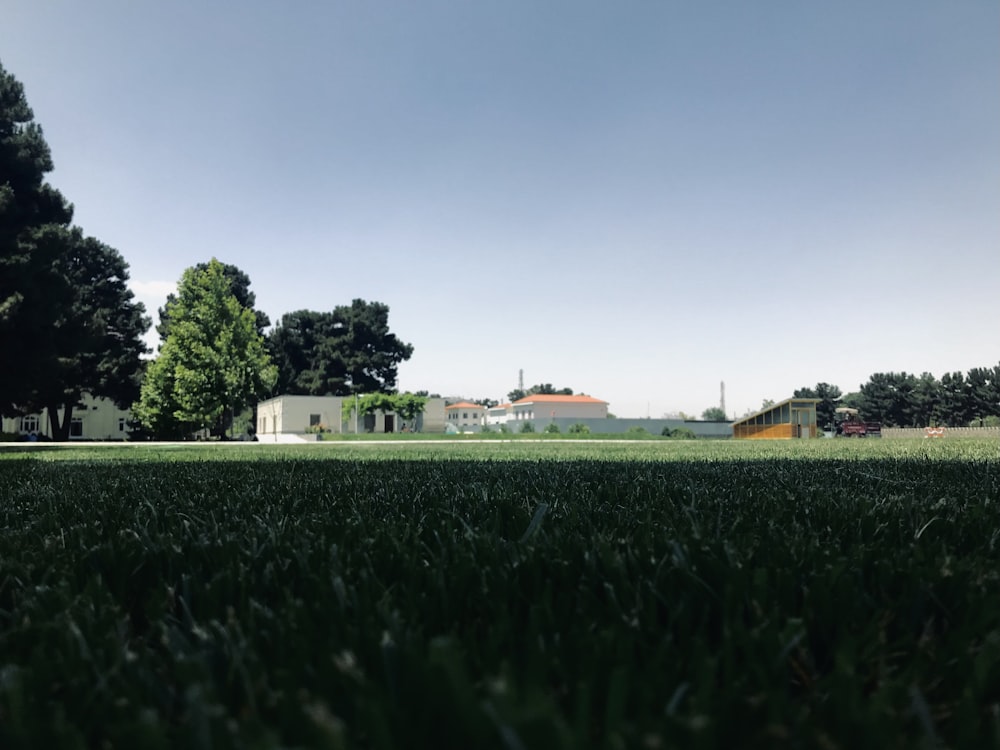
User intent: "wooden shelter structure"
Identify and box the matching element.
[732,397,821,439]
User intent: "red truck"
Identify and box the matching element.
[834,407,882,438]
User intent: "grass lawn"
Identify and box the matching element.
[0,439,998,748]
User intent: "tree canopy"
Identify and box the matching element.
[795,366,1000,428]
[268,301,414,396]
[701,407,727,421]
[133,259,276,438]
[156,260,269,343]
[1,62,149,438]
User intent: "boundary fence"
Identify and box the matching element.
[881,426,1000,439]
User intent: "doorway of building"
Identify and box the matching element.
[384,415,395,433]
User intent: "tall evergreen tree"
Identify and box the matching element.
[1,62,148,436]
[0,59,74,412]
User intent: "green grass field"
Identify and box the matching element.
[1,439,998,748]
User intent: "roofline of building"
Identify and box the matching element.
[731,397,822,427]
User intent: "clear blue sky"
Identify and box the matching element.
[3,1,998,417]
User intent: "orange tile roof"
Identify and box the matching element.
[445,401,482,410]
[512,394,607,405]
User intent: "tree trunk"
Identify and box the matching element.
[47,403,73,442]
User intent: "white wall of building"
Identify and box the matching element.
[1,394,131,440]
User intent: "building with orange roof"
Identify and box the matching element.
[445,401,485,431]
[511,393,609,424]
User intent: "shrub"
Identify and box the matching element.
[520,422,535,433]
[663,426,697,439]
[626,426,648,435]
[480,424,494,434]
[568,423,591,434]
[498,424,511,434]
[543,423,560,434]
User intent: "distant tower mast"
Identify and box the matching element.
[518,369,524,392]
[720,381,726,416]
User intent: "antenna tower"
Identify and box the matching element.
[518,369,524,392]
[720,381,726,416]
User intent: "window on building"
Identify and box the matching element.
[70,418,84,437]
[20,415,39,433]
[309,414,321,427]
[118,417,126,433]
[463,412,468,419]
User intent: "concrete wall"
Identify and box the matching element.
[501,417,733,438]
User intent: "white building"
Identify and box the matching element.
[1,394,132,440]
[485,403,512,426]
[445,401,485,432]
[255,394,446,439]
[511,394,609,423]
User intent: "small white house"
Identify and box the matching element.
[256,395,347,437]
[256,395,447,439]
[445,401,485,432]
[485,403,513,426]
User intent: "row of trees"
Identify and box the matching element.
[795,367,1000,428]
[1,61,416,440]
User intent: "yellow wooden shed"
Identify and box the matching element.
[732,397,821,439]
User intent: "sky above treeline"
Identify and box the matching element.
[3,1,998,418]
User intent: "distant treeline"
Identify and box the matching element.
[796,364,1000,429]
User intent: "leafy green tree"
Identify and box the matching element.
[156,261,269,342]
[519,421,535,433]
[268,301,413,396]
[701,407,727,421]
[543,423,560,434]
[394,392,429,430]
[568,423,591,434]
[134,259,276,438]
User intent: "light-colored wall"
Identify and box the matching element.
[256,395,448,434]
[513,401,608,421]
[257,395,346,435]
[418,398,446,433]
[485,408,510,426]
[531,417,733,438]
[1,394,131,440]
